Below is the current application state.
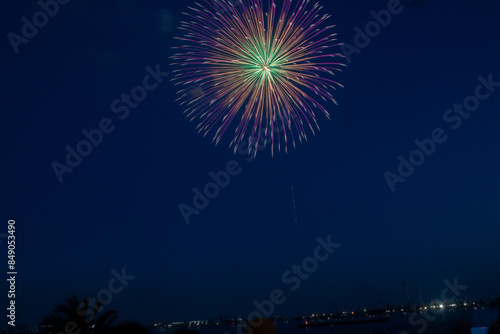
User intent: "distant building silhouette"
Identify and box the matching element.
[415,283,423,307]
[402,282,410,306]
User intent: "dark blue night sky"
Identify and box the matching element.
[1,0,499,327]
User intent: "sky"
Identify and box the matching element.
[1,0,500,327]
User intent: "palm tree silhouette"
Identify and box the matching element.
[40,293,118,334]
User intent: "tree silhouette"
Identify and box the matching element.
[40,293,118,334]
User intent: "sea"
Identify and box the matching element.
[152,308,497,334]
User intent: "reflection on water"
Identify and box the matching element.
[153,309,497,334]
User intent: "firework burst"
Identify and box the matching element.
[170,0,345,155]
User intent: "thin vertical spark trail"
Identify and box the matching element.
[170,0,345,156]
[291,185,299,262]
